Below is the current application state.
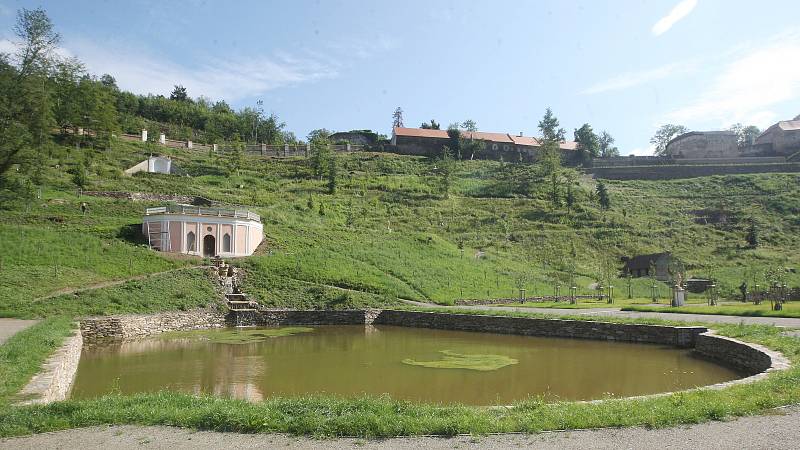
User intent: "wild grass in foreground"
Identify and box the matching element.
[0,315,798,438]
[0,317,74,407]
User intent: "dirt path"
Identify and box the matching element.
[33,266,203,302]
[3,405,799,449]
[0,319,38,345]
[403,300,800,328]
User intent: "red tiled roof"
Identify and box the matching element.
[393,127,449,139]
[393,127,576,150]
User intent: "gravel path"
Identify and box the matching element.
[3,405,799,449]
[0,318,38,345]
[403,301,800,328]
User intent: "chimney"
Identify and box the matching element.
[518,132,523,137]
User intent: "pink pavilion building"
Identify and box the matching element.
[142,204,263,257]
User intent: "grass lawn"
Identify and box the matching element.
[0,308,799,437]
[623,301,800,319]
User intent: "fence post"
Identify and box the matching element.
[261,143,266,156]
[141,129,148,142]
[186,140,192,149]
[346,142,351,152]
[305,143,310,157]
[159,133,166,145]
[284,144,289,157]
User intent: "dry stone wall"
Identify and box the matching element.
[81,309,227,343]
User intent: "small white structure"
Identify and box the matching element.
[124,156,175,176]
[142,204,263,257]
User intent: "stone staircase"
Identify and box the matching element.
[209,257,260,312]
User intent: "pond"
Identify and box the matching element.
[72,325,746,405]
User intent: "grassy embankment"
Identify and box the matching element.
[4,138,800,317]
[624,302,800,318]
[0,307,798,437]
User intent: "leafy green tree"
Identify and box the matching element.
[226,137,245,176]
[420,119,440,130]
[538,108,566,142]
[650,124,688,156]
[746,220,759,248]
[0,7,60,179]
[436,146,456,199]
[537,108,565,209]
[596,180,610,209]
[169,84,189,102]
[308,130,332,179]
[461,137,484,160]
[460,119,478,132]
[573,123,599,164]
[446,127,461,159]
[391,107,403,128]
[327,155,338,194]
[598,131,619,157]
[729,123,761,147]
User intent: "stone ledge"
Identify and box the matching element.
[17,327,83,405]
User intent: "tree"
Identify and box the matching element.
[391,107,404,128]
[729,123,761,147]
[598,131,619,158]
[650,124,688,156]
[596,180,610,209]
[308,131,332,179]
[446,127,461,159]
[436,146,456,199]
[420,119,440,130]
[99,74,117,90]
[538,108,566,142]
[573,123,599,164]
[0,7,60,178]
[460,119,478,132]
[746,220,759,248]
[461,137,484,160]
[327,154,337,194]
[537,108,565,209]
[169,84,189,102]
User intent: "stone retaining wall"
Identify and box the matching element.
[695,332,786,373]
[81,309,227,343]
[17,329,83,405]
[230,309,378,327]
[373,310,705,347]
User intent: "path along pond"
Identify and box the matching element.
[72,325,746,405]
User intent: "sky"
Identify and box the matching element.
[1,0,799,154]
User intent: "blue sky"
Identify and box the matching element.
[1,0,799,153]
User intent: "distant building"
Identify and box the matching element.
[666,131,740,159]
[389,127,577,162]
[665,115,800,159]
[621,252,673,281]
[124,156,179,176]
[755,119,800,156]
[142,205,263,257]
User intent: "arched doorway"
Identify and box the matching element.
[203,235,216,257]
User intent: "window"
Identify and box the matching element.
[187,231,196,252]
[223,233,231,252]
[492,143,498,150]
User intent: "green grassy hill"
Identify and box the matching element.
[1,137,799,318]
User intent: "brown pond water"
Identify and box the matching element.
[71,325,746,405]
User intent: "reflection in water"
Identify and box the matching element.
[72,325,746,405]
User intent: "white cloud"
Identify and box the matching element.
[581,61,695,95]
[652,0,698,37]
[663,33,800,128]
[65,38,340,101]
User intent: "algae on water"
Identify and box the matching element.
[161,327,314,344]
[402,350,518,371]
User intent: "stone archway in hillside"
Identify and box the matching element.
[203,234,216,257]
